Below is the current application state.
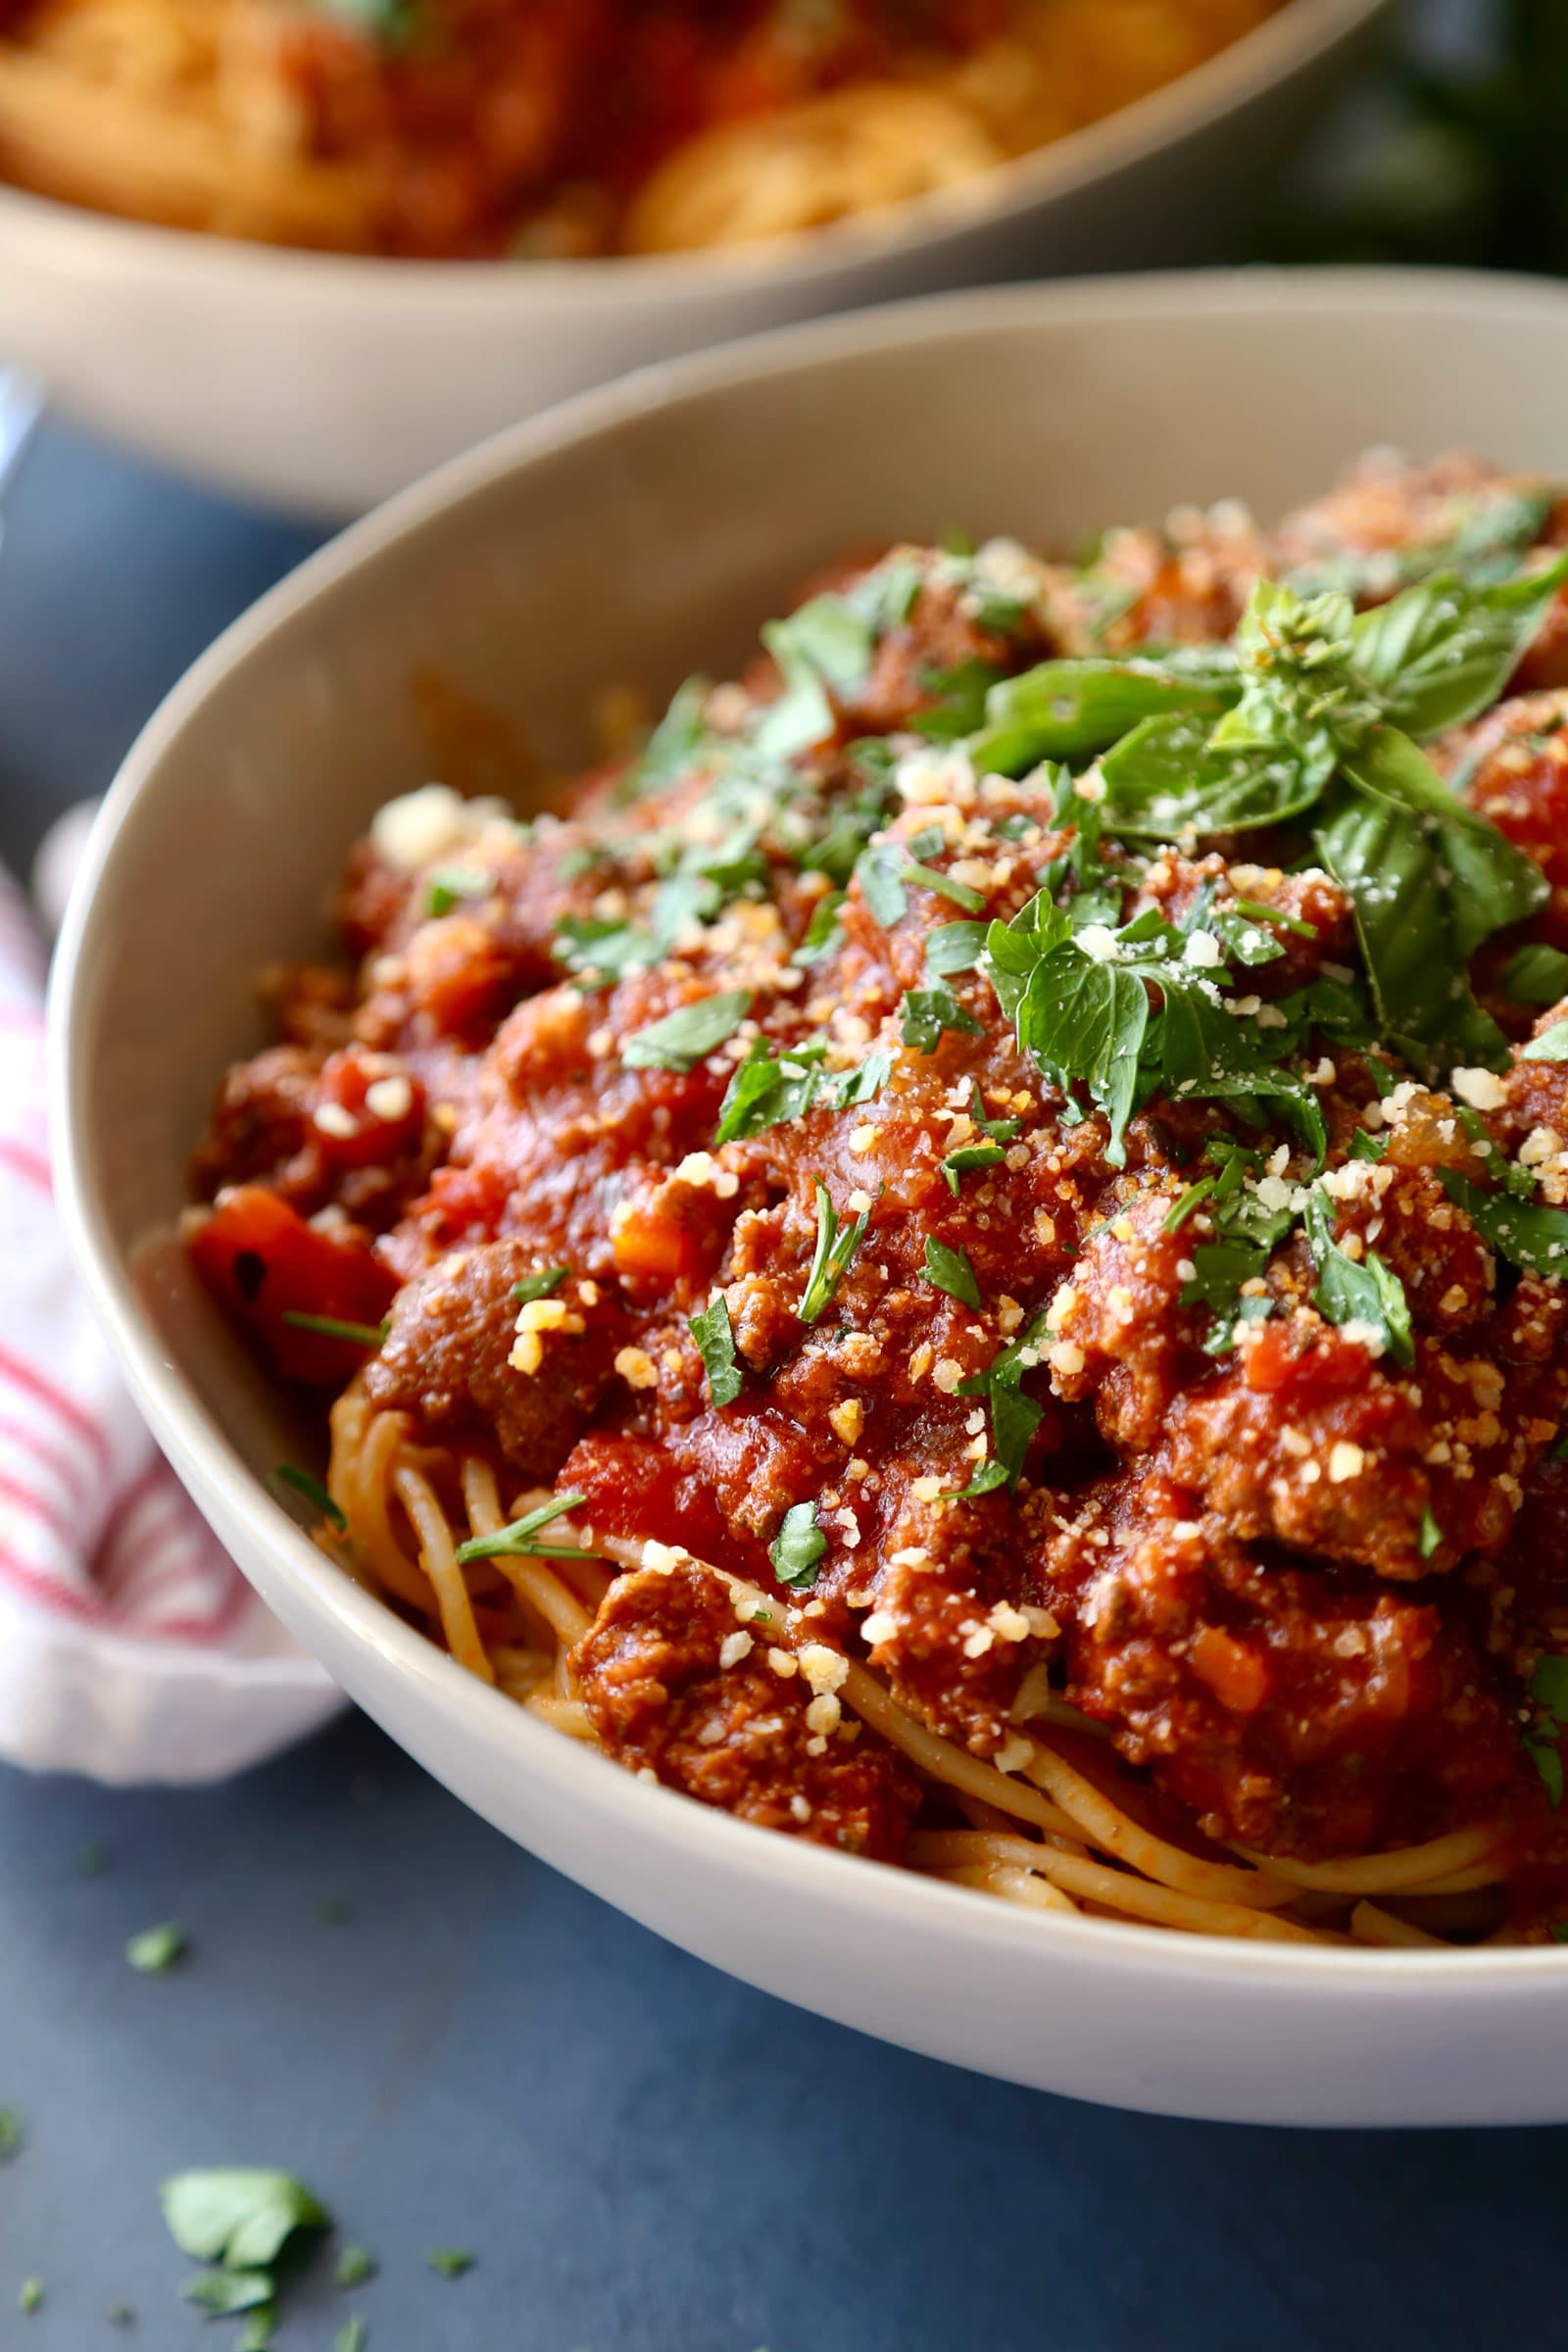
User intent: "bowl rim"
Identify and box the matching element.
[0,0,1390,304]
[51,262,1568,1998]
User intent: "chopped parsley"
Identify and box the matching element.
[1419,1507,1444,1560]
[713,1039,889,1147]
[427,2250,475,2279]
[424,864,492,917]
[956,1314,1051,1488]
[1525,1654,1568,1806]
[125,1921,187,1975]
[793,892,846,966]
[799,1184,873,1324]
[279,1312,389,1349]
[922,1238,982,1310]
[952,1458,1010,1499]
[1437,1170,1568,1274]
[512,1267,567,1303]
[1302,1190,1414,1367]
[689,1295,743,1407]
[455,1493,601,1567]
[770,1501,826,1590]
[269,1464,347,1531]
[925,920,988,977]
[622,990,751,1071]
[900,985,983,1054]
[941,1142,1005,1195]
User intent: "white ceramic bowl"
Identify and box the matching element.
[0,0,1392,516]
[52,269,1568,2126]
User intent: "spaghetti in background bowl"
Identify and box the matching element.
[0,0,1392,515]
[52,270,1568,2126]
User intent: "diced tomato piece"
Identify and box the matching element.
[190,1184,398,1384]
[1241,1319,1374,1399]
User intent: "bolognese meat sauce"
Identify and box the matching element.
[192,452,1568,1933]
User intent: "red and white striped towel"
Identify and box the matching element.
[0,862,339,1782]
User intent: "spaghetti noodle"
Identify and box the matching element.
[0,0,1286,258]
[190,448,1568,1946]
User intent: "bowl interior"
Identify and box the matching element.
[52,273,1568,2122]
[66,262,1568,1570]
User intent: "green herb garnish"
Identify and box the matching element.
[424,864,492,917]
[941,1143,1005,1195]
[336,2246,376,2289]
[512,1267,567,1303]
[125,1921,186,1975]
[770,1501,826,1590]
[269,1464,347,1531]
[427,2249,474,2279]
[161,2170,330,2273]
[455,1493,600,1567]
[689,1296,742,1407]
[1503,943,1568,1005]
[279,1312,389,1349]
[799,1184,872,1324]
[1302,1190,1414,1366]
[622,990,751,1072]
[956,1315,1050,1489]
[900,985,983,1054]
[922,1239,982,1310]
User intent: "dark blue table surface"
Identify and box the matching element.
[5,407,1568,2352]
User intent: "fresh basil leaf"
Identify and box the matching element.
[1438,1169,1568,1273]
[623,990,751,1071]
[690,1296,742,1408]
[1348,1127,1390,1162]
[922,1238,982,1310]
[771,1501,826,1589]
[1014,949,1149,1165]
[800,1183,872,1324]
[1349,555,1568,738]
[925,920,988,977]
[968,656,1234,775]
[909,659,1005,742]
[1503,943,1568,1005]
[1099,710,1325,838]
[1522,1019,1568,1061]
[901,986,983,1055]
[161,2172,330,2272]
[1302,1190,1414,1365]
[1321,727,1546,1068]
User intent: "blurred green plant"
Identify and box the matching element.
[1277,0,1568,271]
